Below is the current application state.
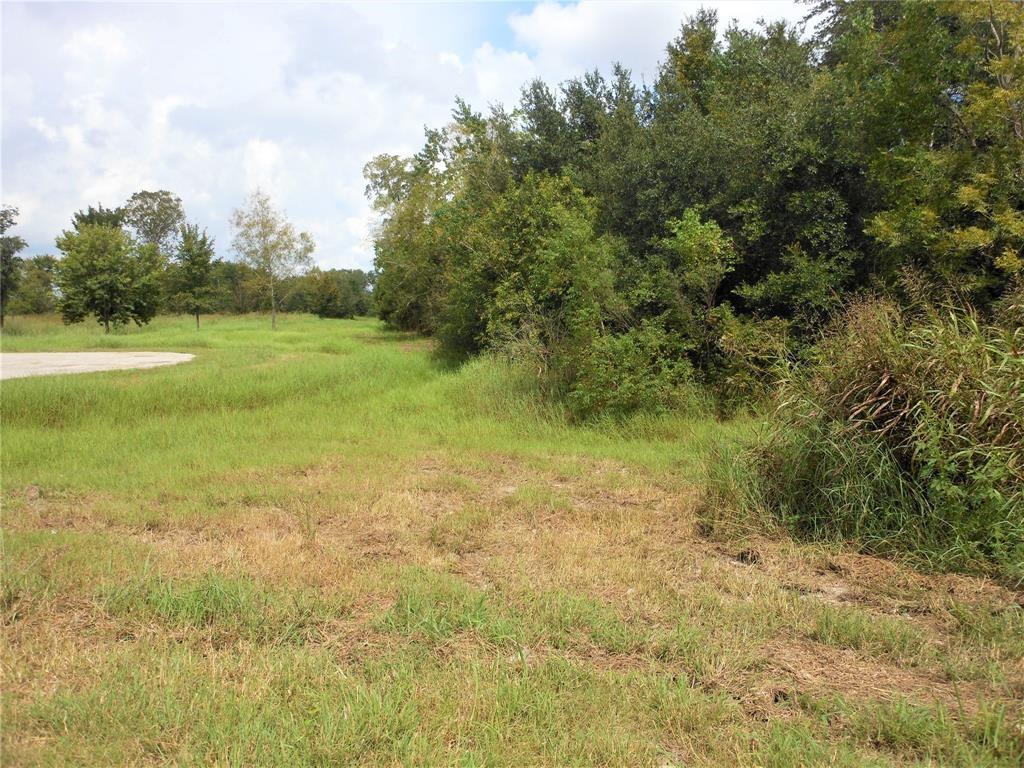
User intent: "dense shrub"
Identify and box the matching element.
[565,322,693,420]
[708,306,792,416]
[742,299,1024,581]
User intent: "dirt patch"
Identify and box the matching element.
[752,637,1003,717]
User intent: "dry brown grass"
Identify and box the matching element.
[8,452,1022,725]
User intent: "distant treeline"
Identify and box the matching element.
[4,253,373,317]
[1,192,374,328]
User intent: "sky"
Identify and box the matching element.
[1,1,807,269]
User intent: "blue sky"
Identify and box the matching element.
[2,1,805,269]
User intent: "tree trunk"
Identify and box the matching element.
[195,312,200,330]
[270,275,277,330]
[103,317,110,334]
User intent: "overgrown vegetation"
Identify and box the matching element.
[2,2,1023,758]
[720,295,1024,582]
[365,1,1023,421]
[364,0,1024,576]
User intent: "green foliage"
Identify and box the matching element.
[123,189,186,254]
[660,209,737,312]
[72,203,126,230]
[306,268,373,319]
[167,223,216,327]
[567,322,694,420]
[442,174,619,357]
[207,259,263,314]
[745,298,1024,581]
[365,2,1024,421]
[821,0,1024,303]
[1,204,28,327]
[55,224,164,333]
[7,255,58,315]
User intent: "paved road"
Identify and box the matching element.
[0,352,195,380]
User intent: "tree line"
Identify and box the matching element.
[0,191,374,331]
[365,0,1023,417]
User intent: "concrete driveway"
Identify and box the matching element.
[0,352,195,380]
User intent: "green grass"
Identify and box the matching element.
[1,314,734,500]
[3,313,1022,766]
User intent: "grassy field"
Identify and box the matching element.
[2,314,1022,766]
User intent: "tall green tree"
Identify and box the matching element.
[169,223,216,329]
[124,190,186,255]
[0,205,28,328]
[818,0,1024,299]
[516,79,572,177]
[365,151,450,334]
[230,190,315,329]
[55,225,163,332]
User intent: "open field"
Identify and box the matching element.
[2,314,1022,766]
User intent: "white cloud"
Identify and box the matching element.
[243,139,284,194]
[1,1,803,270]
[62,23,131,65]
[472,43,538,108]
[28,116,58,142]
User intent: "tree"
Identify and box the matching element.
[516,79,572,177]
[208,260,261,313]
[72,204,126,230]
[1,205,28,328]
[55,224,163,332]
[8,255,58,315]
[124,190,186,254]
[307,268,374,319]
[821,0,1024,303]
[169,223,216,329]
[230,190,315,329]
[363,0,1024,420]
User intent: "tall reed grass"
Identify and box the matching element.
[717,298,1023,583]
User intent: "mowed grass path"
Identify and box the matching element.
[3,315,1022,766]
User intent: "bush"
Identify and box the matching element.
[708,305,792,416]
[565,321,694,420]
[740,298,1024,582]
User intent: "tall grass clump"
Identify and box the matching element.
[743,297,1023,582]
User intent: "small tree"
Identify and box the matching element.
[124,190,186,254]
[660,208,737,313]
[55,224,163,333]
[0,205,28,328]
[308,268,347,318]
[169,223,216,329]
[230,190,314,328]
[9,255,58,315]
